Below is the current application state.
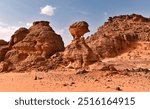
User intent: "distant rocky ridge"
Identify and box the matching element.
[0,14,150,72]
[86,14,150,58]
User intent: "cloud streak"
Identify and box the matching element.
[0,22,19,41]
[40,5,56,16]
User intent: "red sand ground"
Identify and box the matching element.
[0,69,150,92]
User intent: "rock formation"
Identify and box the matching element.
[62,21,98,69]
[0,40,9,62]
[9,28,29,46]
[0,40,8,46]
[69,21,90,39]
[0,14,150,72]
[86,14,150,58]
[63,37,99,69]
[0,21,65,72]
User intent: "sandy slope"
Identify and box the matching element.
[0,69,150,92]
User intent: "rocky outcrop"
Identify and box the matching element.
[0,40,9,62]
[9,28,29,46]
[86,14,150,58]
[69,21,90,39]
[63,37,99,69]
[62,21,98,69]
[1,14,150,72]
[0,46,10,62]
[0,61,9,72]
[0,40,8,46]
[10,21,64,58]
[0,21,65,72]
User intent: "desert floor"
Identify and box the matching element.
[0,69,150,92]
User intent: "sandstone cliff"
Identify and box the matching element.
[86,14,150,58]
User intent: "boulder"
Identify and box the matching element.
[0,61,9,72]
[100,64,117,71]
[69,21,90,39]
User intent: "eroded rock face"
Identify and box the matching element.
[3,21,65,71]
[64,21,99,69]
[86,14,150,58]
[0,46,10,62]
[60,21,99,69]
[69,21,90,39]
[0,61,9,72]
[9,28,29,46]
[0,40,9,62]
[63,38,98,68]
[0,40,8,46]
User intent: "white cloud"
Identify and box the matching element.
[26,23,32,27]
[40,5,56,16]
[0,22,19,41]
[0,22,8,26]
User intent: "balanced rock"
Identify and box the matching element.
[63,21,98,69]
[69,21,90,39]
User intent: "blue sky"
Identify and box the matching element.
[0,0,149,45]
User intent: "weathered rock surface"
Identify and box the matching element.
[63,37,99,69]
[62,21,99,69]
[86,14,150,58]
[9,28,29,46]
[1,21,65,72]
[0,46,10,62]
[0,40,8,46]
[0,61,9,72]
[1,14,150,72]
[69,21,90,39]
[0,40,9,61]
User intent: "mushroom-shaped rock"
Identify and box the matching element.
[69,21,90,39]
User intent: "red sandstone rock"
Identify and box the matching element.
[9,28,29,46]
[69,21,90,39]
[0,14,150,72]
[0,40,8,46]
[0,61,9,72]
[3,21,65,71]
[86,14,150,58]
